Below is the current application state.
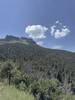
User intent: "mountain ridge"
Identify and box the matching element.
[0,35,74,53]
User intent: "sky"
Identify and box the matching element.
[0,0,75,52]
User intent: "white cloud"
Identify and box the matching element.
[50,21,70,39]
[52,45,63,49]
[36,41,44,46]
[56,20,62,25]
[54,28,70,39]
[50,25,56,36]
[56,20,59,24]
[25,25,48,40]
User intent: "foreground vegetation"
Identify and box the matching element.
[0,83,34,100]
[0,61,75,100]
[0,80,75,100]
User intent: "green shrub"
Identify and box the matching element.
[29,79,62,100]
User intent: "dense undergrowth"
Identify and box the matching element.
[0,61,75,100]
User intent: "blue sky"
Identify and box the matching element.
[0,0,75,51]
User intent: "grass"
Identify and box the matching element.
[62,94,75,100]
[0,83,35,100]
[0,83,75,100]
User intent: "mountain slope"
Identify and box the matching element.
[0,35,75,83]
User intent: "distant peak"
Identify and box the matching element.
[5,35,20,41]
[0,35,36,44]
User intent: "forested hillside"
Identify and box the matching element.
[0,35,75,100]
[0,35,75,83]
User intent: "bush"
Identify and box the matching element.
[29,79,63,100]
[19,81,27,91]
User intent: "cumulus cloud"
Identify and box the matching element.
[50,21,70,39]
[54,28,70,39]
[25,25,48,40]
